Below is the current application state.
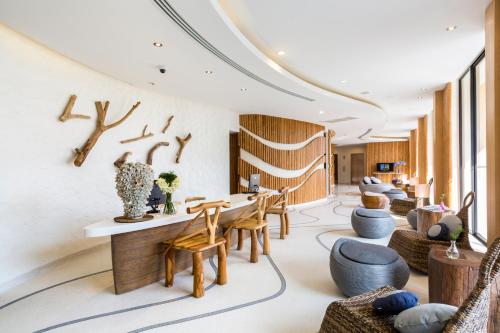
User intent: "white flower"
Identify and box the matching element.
[156,177,180,194]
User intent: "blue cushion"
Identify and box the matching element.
[355,208,390,219]
[339,240,398,265]
[427,223,449,240]
[394,303,458,333]
[373,290,419,315]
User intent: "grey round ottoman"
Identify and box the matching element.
[351,208,395,239]
[383,189,408,203]
[330,238,410,297]
[407,209,418,230]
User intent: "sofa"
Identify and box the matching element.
[358,177,394,194]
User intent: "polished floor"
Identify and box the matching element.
[0,186,429,333]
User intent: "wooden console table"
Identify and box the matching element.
[372,172,407,184]
[428,245,500,332]
[84,194,254,294]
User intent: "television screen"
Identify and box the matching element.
[377,163,394,172]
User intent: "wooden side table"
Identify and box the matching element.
[428,245,500,332]
[361,192,389,209]
[416,206,454,237]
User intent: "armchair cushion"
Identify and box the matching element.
[373,290,419,315]
[363,176,372,184]
[339,240,399,265]
[370,177,382,184]
[427,223,449,241]
[394,303,458,333]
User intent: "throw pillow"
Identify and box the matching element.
[394,303,458,333]
[440,215,463,240]
[373,290,419,315]
[363,176,372,184]
[371,177,382,184]
[427,223,449,241]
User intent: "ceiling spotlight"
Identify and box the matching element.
[360,91,370,95]
[204,70,214,75]
[149,82,155,86]
[319,110,325,114]
[277,50,286,56]
[340,80,348,84]
[240,88,248,92]
[446,26,457,32]
[153,42,163,47]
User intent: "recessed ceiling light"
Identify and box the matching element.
[149,82,155,86]
[204,70,214,75]
[417,96,424,100]
[277,50,286,56]
[319,110,325,114]
[446,26,457,31]
[240,88,248,92]
[341,80,348,84]
[360,91,370,95]
[153,42,163,47]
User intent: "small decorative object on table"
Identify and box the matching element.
[439,193,446,212]
[446,227,463,259]
[115,162,154,223]
[156,171,180,215]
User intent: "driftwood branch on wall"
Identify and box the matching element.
[73,100,141,167]
[175,133,192,164]
[146,142,169,165]
[120,125,153,144]
[161,115,174,133]
[59,95,91,122]
[114,152,132,168]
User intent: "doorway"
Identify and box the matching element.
[334,154,338,184]
[350,153,365,184]
[229,132,239,194]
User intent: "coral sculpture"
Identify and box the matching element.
[115,162,154,219]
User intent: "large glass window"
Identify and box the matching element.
[459,51,487,243]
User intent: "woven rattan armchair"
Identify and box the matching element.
[319,237,500,333]
[387,192,474,273]
[390,178,433,216]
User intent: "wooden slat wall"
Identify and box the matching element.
[240,131,325,169]
[418,115,428,184]
[409,129,418,178]
[238,114,327,204]
[433,83,453,206]
[365,141,410,176]
[486,1,500,245]
[240,114,324,144]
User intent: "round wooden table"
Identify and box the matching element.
[416,206,454,237]
[361,191,389,209]
[428,245,500,332]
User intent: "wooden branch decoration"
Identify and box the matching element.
[120,125,153,144]
[73,100,140,167]
[161,115,174,133]
[114,152,132,168]
[175,133,192,164]
[146,142,169,165]
[59,95,90,122]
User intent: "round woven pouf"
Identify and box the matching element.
[351,208,395,239]
[330,238,410,297]
[383,189,408,203]
[407,209,418,230]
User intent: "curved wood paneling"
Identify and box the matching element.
[240,131,325,170]
[240,114,324,144]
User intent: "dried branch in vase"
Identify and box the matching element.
[175,133,192,163]
[120,125,153,144]
[59,95,90,122]
[73,100,140,167]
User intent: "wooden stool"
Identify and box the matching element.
[361,191,389,209]
[163,200,230,298]
[265,186,290,240]
[225,192,270,263]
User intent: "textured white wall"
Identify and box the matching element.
[0,25,238,286]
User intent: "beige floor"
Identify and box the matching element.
[0,185,430,333]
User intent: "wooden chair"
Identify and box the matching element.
[388,191,474,273]
[391,178,433,216]
[265,186,290,239]
[225,192,270,263]
[163,200,230,298]
[319,236,500,333]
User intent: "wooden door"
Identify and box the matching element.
[334,154,338,184]
[351,153,365,184]
[229,132,239,194]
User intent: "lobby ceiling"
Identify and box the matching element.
[0,0,489,144]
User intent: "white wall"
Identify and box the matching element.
[0,25,238,286]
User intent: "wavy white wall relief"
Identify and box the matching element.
[240,126,324,151]
[240,149,324,178]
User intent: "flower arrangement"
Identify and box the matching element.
[156,171,180,214]
[115,162,154,219]
[394,161,407,174]
[439,193,446,212]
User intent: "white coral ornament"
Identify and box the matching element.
[115,162,154,219]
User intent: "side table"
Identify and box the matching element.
[417,206,454,237]
[428,245,500,332]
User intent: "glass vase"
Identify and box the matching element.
[163,193,176,215]
[446,240,460,259]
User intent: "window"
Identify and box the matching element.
[459,51,487,243]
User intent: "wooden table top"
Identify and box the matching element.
[429,245,483,268]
